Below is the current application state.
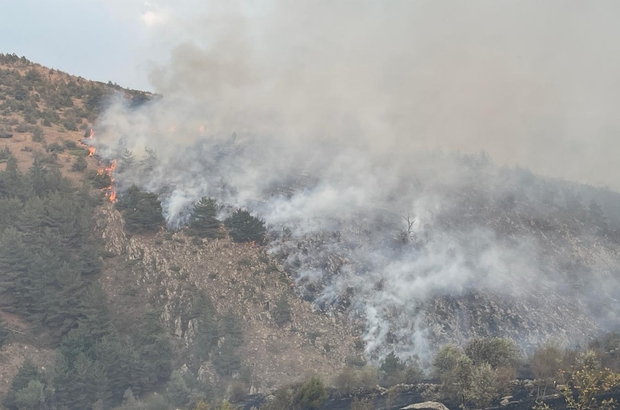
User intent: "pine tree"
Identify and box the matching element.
[166,370,191,408]
[139,148,158,174]
[4,358,40,410]
[224,209,266,243]
[135,310,172,389]
[14,380,46,410]
[0,315,9,347]
[54,352,110,410]
[27,159,46,197]
[42,193,82,249]
[18,197,45,246]
[192,292,220,362]
[189,197,221,238]
[118,149,136,174]
[43,267,88,343]
[0,197,22,231]
[0,227,35,314]
[120,187,165,233]
[78,283,114,340]
[95,334,143,405]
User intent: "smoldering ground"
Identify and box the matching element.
[92,1,620,364]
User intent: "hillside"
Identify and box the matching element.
[1,54,620,410]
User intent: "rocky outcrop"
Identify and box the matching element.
[96,204,358,392]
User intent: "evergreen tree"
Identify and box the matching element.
[212,343,242,377]
[224,209,266,243]
[95,334,144,405]
[139,148,158,174]
[0,156,26,198]
[78,283,114,340]
[220,310,243,348]
[135,310,172,388]
[14,380,46,410]
[0,197,22,231]
[166,370,191,408]
[189,197,221,238]
[0,227,35,314]
[4,358,40,410]
[43,267,88,343]
[192,292,220,363]
[18,197,45,246]
[27,159,47,197]
[54,352,110,410]
[120,187,165,233]
[0,315,10,347]
[118,149,135,173]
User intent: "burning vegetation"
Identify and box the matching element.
[79,129,117,202]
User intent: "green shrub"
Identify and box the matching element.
[465,337,520,369]
[31,127,44,143]
[273,294,292,327]
[293,376,327,410]
[72,156,87,172]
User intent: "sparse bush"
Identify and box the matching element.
[45,142,65,153]
[350,397,373,410]
[293,376,328,410]
[260,387,293,410]
[590,332,620,372]
[465,337,520,369]
[531,342,563,383]
[229,382,247,403]
[335,365,378,396]
[378,352,423,386]
[273,294,292,327]
[72,156,87,172]
[466,362,499,408]
[225,209,266,243]
[558,351,620,410]
[31,126,44,142]
[335,368,358,396]
[15,122,31,133]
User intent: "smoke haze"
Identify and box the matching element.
[93,1,620,362]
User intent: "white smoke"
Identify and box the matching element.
[92,1,620,363]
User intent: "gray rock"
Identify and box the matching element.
[401,401,450,410]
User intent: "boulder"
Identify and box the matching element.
[402,401,449,410]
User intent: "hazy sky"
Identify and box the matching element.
[0,0,167,90]
[3,1,620,188]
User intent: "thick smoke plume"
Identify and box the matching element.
[93,1,620,363]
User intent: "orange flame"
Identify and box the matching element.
[88,146,96,157]
[105,160,117,173]
[98,159,118,203]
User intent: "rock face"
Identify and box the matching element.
[96,204,358,392]
[401,401,449,410]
